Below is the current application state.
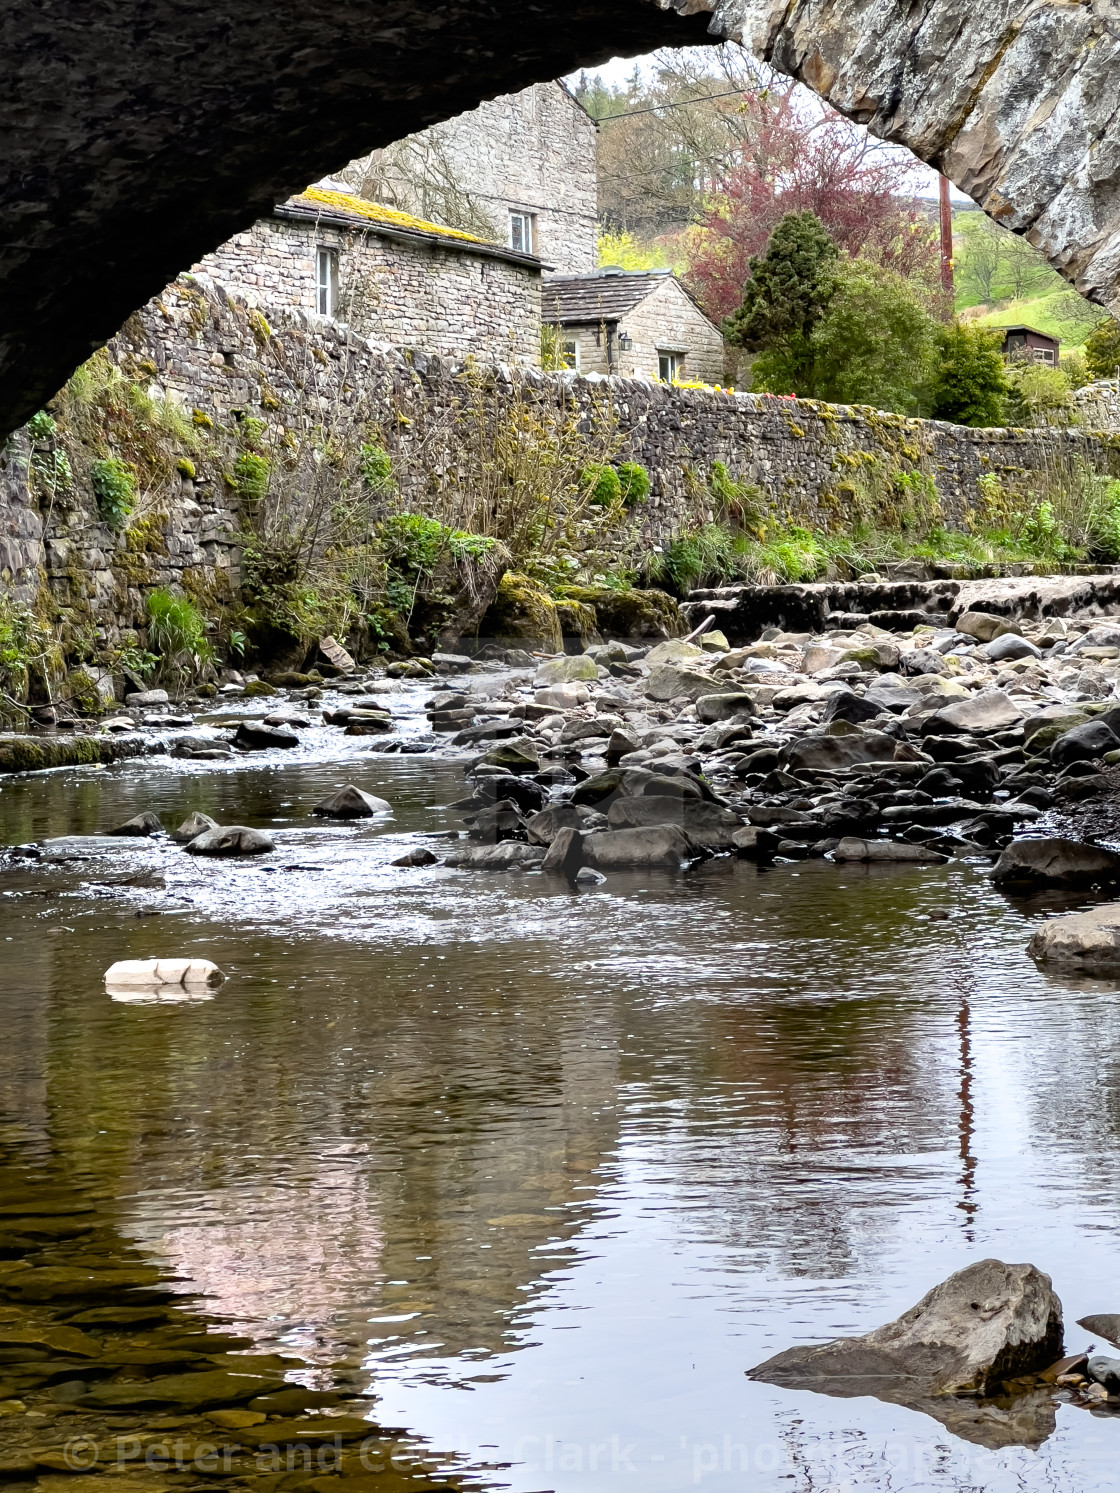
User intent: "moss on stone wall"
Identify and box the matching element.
[481,573,562,651]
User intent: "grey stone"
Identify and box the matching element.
[819,687,887,725]
[1028,901,1120,968]
[533,654,598,686]
[748,1258,1062,1399]
[954,611,1004,643]
[106,811,162,837]
[584,824,698,869]
[171,811,218,843]
[541,826,585,875]
[695,692,757,723]
[928,690,1024,734]
[900,648,948,677]
[606,795,741,850]
[1087,1355,1120,1393]
[644,664,718,702]
[994,837,1120,887]
[984,633,1041,662]
[832,837,949,864]
[311,784,392,818]
[443,841,545,871]
[234,721,299,750]
[524,803,585,845]
[784,729,898,773]
[431,653,473,672]
[390,846,439,866]
[123,689,169,707]
[1077,1314,1120,1349]
[184,825,275,857]
[731,825,779,859]
[1050,719,1119,766]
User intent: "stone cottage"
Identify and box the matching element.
[541,269,725,383]
[191,186,543,366]
[341,81,599,276]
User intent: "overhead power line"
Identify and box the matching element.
[589,88,750,122]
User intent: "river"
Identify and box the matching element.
[2,678,1119,1491]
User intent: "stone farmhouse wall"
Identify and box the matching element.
[191,215,541,368]
[569,277,725,384]
[5,277,1120,659]
[346,83,598,275]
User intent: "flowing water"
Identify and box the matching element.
[3,681,1120,1491]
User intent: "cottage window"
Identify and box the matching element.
[658,351,682,382]
[315,248,339,315]
[1034,347,1056,365]
[509,212,534,254]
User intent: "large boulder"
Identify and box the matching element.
[234,721,299,751]
[184,826,275,857]
[607,796,741,850]
[984,633,1041,663]
[479,572,562,653]
[534,654,599,686]
[819,688,887,726]
[171,811,219,844]
[783,730,898,773]
[541,826,586,875]
[926,690,1023,734]
[1050,719,1120,766]
[525,803,590,846]
[644,664,717,702]
[695,692,757,723]
[1028,903,1120,969]
[1022,707,1091,752]
[584,824,698,869]
[107,811,163,837]
[832,837,949,864]
[312,785,392,818]
[748,1259,1062,1399]
[555,585,681,642]
[991,837,1120,888]
[443,842,544,871]
[955,611,1004,643]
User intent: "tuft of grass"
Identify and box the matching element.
[145,588,213,667]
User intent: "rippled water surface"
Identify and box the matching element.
[3,686,1120,1491]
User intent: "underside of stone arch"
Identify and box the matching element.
[3,0,1120,439]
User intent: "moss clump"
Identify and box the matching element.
[554,599,601,649]
[243,679,278,698]
[481,573,562,652]
[192,409,213,429]
[0,734,150,775]
[558,585,682,642]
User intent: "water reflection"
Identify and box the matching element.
[2,736,1120,1488]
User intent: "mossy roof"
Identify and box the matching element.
[293,187,487,245]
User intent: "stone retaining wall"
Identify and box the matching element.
[3,275,1120,668]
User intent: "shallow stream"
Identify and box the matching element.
[3,681,1120,1491]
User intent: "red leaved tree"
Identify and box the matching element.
[682,85,941,325]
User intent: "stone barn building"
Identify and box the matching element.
[191,186,543,366]
[542,268,725,383]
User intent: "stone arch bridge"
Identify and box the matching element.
[3,0,1120,436]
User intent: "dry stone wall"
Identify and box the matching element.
[4,276,1120,662]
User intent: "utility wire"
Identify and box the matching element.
[588,88,750,122]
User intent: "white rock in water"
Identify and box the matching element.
[103,958,225,989]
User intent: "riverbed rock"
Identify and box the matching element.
[1076,1313,1120,1348]
[78,1368,284,1411]
[481,742,539,773]
[927,690,1023,734]
[525,803,586,845]
[234,721,299,750]
[955,611,1004,643]
[584,824,698,869]
[106,811,163,837]
[390,847,439,866]
[103,958,225,988]
[184,826,276,857]
[991,837,1120,887]
[312,785,392,818]
[1050,719,1119,766]
[984,633,1041,663]
[820,688,887,726]
[832,837,949,864]
[541,826,585,875]
[170,812,219,844]
[534,683,590,709]
[443,842,545,871]
[123,689,169,707]
[607,796,740,850]
[533,654,598,686]
[696,692,757,723]
[468,802,527,842]
[900,647,948,677]
[644,664,718,703]
[748,1259,1062,1399]
[784,730,898,773]
[1028,902,1120,969]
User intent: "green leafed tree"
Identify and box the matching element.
[723,211,839,394]
[929,323,1008,428]
[1085,317,1120,382]
[807,259,938,415]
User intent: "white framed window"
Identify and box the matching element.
[658,350,682,382]
[1034,347,1056,365]
[560,338,579,371]
[509,212,534,254]
[315,247,339,315]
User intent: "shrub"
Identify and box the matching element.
[145,588,213,664]
[233,451,270,504]
[582,464,622,506]
[929,324,1008,428]
[91,457,136,528]
[26,411,57,443]
[1003,364,1076,427]
[359,443,394,493]
[616,461,650,506]
[1085,318,1120,382]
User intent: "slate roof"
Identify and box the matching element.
[276,187,544,268]
[541,270,675,324]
